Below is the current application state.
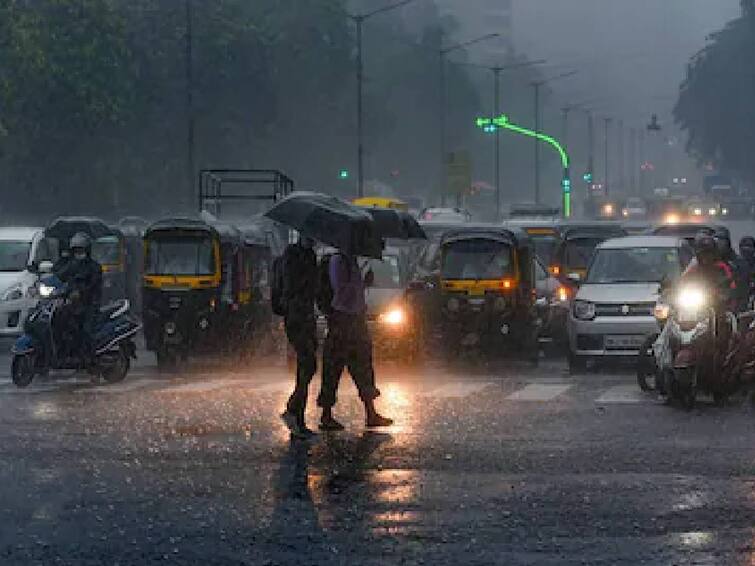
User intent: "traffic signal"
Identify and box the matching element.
[483,124,497,134]
[582,171,593,183]
[338,169,349,179]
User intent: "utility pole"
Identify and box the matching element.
[438,33,499,205]
[350,0,418,198]
[629,127,637,195]
[618,119,624,194]
[530,70,577,204]
[493,67,501,219]
[603,117,612,196]
[639,129,645,195]
[185,0,195,211]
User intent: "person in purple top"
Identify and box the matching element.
[317,252,393,431]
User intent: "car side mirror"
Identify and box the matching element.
[39,260,54,274]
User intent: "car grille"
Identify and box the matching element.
[577,335,603,350]
[595,302,654,317]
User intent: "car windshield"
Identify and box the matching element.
[564,237,604,270]
[145,235,215,276]
[0,241,31,272]
[368,255,401,288]
[92,236,122,265]
[442,239,513,280]
[586,247,681,284]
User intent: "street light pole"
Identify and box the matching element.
[603,117,612,196]
[350,0,417,198]
[438,32,499,206]
[185,0,195,211]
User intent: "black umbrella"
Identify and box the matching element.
[359,207,427,240]
[264,192,382,258]
[46,216,114,242]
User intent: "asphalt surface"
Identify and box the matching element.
[0,344,753,566]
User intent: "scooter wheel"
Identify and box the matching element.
[11,354,35,388]
[102,348,130,384]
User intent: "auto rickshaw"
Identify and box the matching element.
[503,220,560,266]
[436,226,539,360]
[92,228,127,304]
[352,196,409,211]
[143,218,254,369]
[550,222,627,281]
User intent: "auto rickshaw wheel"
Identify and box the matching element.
[11,354,36,388]
[102,347,130,384]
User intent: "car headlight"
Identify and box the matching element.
[693,207,702,216]
[379,307,406,326]
[2,284,24,301]
[653,303,670,321]
[721,207,729,215]
[38,283,55,298]
[708,208,717,216]
[664,213,680,224]
[573,300,596,320]
[602,204,614,216]
[676,287,705,310]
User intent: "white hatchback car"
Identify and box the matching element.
[0,227,56,336]
[567,236,693,371]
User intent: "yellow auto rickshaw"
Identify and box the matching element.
[437,226,539,360]
[352,196,409,211]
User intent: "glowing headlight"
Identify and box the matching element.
[622,208,629,217]
[379,308,405,326]
[693,207,703,216]
[676,287,705,310]
[573,300,596,320]
[653,303,670,321]
[721,208,729,215]
[164,321,177,335]
[708,208,717,216]
[38,284,55,298]
[664,213,680,224]
[602,204,614,215]
[557,287,569,303]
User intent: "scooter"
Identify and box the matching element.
[10,274,141,387]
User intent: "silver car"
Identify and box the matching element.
[567,236,693,371]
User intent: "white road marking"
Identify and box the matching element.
[596,384,647,404]
[506,383,572,401]
[426,382,495,398]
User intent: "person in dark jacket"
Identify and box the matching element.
[64,233,103,361]
[279,235,319,438]
[738,237,755,307]
[317,252,392,431]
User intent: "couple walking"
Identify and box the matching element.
[280,235,392,439]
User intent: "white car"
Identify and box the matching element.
[0,227,56,336]
[567,236,693,371]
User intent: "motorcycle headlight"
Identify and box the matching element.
[2,284,24,301]
[676,287,705,310]
[653,303,670,321]
[379,307,406,326]
[38,283,55,298]
[573,300,596,320]
[446,297,460,312]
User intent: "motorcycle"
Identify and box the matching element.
[660,284,734,409]
[10,274,141,387]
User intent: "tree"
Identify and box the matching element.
[674,4,755,182]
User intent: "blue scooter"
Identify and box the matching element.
[10,274,141,387]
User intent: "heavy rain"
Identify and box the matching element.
[1,1,755,564]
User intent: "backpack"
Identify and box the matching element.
[270,255,286,316]
[316,254,334,316]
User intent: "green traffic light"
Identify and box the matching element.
[583,172,593,183]
[339,169,349,179]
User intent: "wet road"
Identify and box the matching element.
[0,346,753,566]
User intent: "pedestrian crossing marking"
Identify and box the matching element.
[596,384,646,404]
[425,382,495,398]
[506,383,572,401]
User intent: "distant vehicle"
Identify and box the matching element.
[503,220,560,266]
[420,207,472,223]
[508,203,560,220]
[0,227,55,336]
[352,196,409,211]
[685,197,725,220]
[622,197,647,219]
[550,222,627,281]
[567,236,693,372]
[650,223,728,246]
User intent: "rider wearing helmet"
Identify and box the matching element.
[66,233,103,360]
[683,231,736,309]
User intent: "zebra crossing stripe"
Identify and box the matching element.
[506,383,572,401]
[425,382,495,398]
[596,384,646,404]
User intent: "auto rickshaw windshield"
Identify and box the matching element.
[92,236,122,266]
[442,239,513,280]
[145,234,216,276]
[564,237,603,271]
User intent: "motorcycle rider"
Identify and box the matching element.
[63,233,103,362]
[682,232,736,307]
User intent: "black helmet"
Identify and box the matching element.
[694,232,716,255]
[69,232,92,254]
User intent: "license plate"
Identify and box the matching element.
[605,335,645,349]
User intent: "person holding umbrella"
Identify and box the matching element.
[317,249,393,431]
[279,234,319,439]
